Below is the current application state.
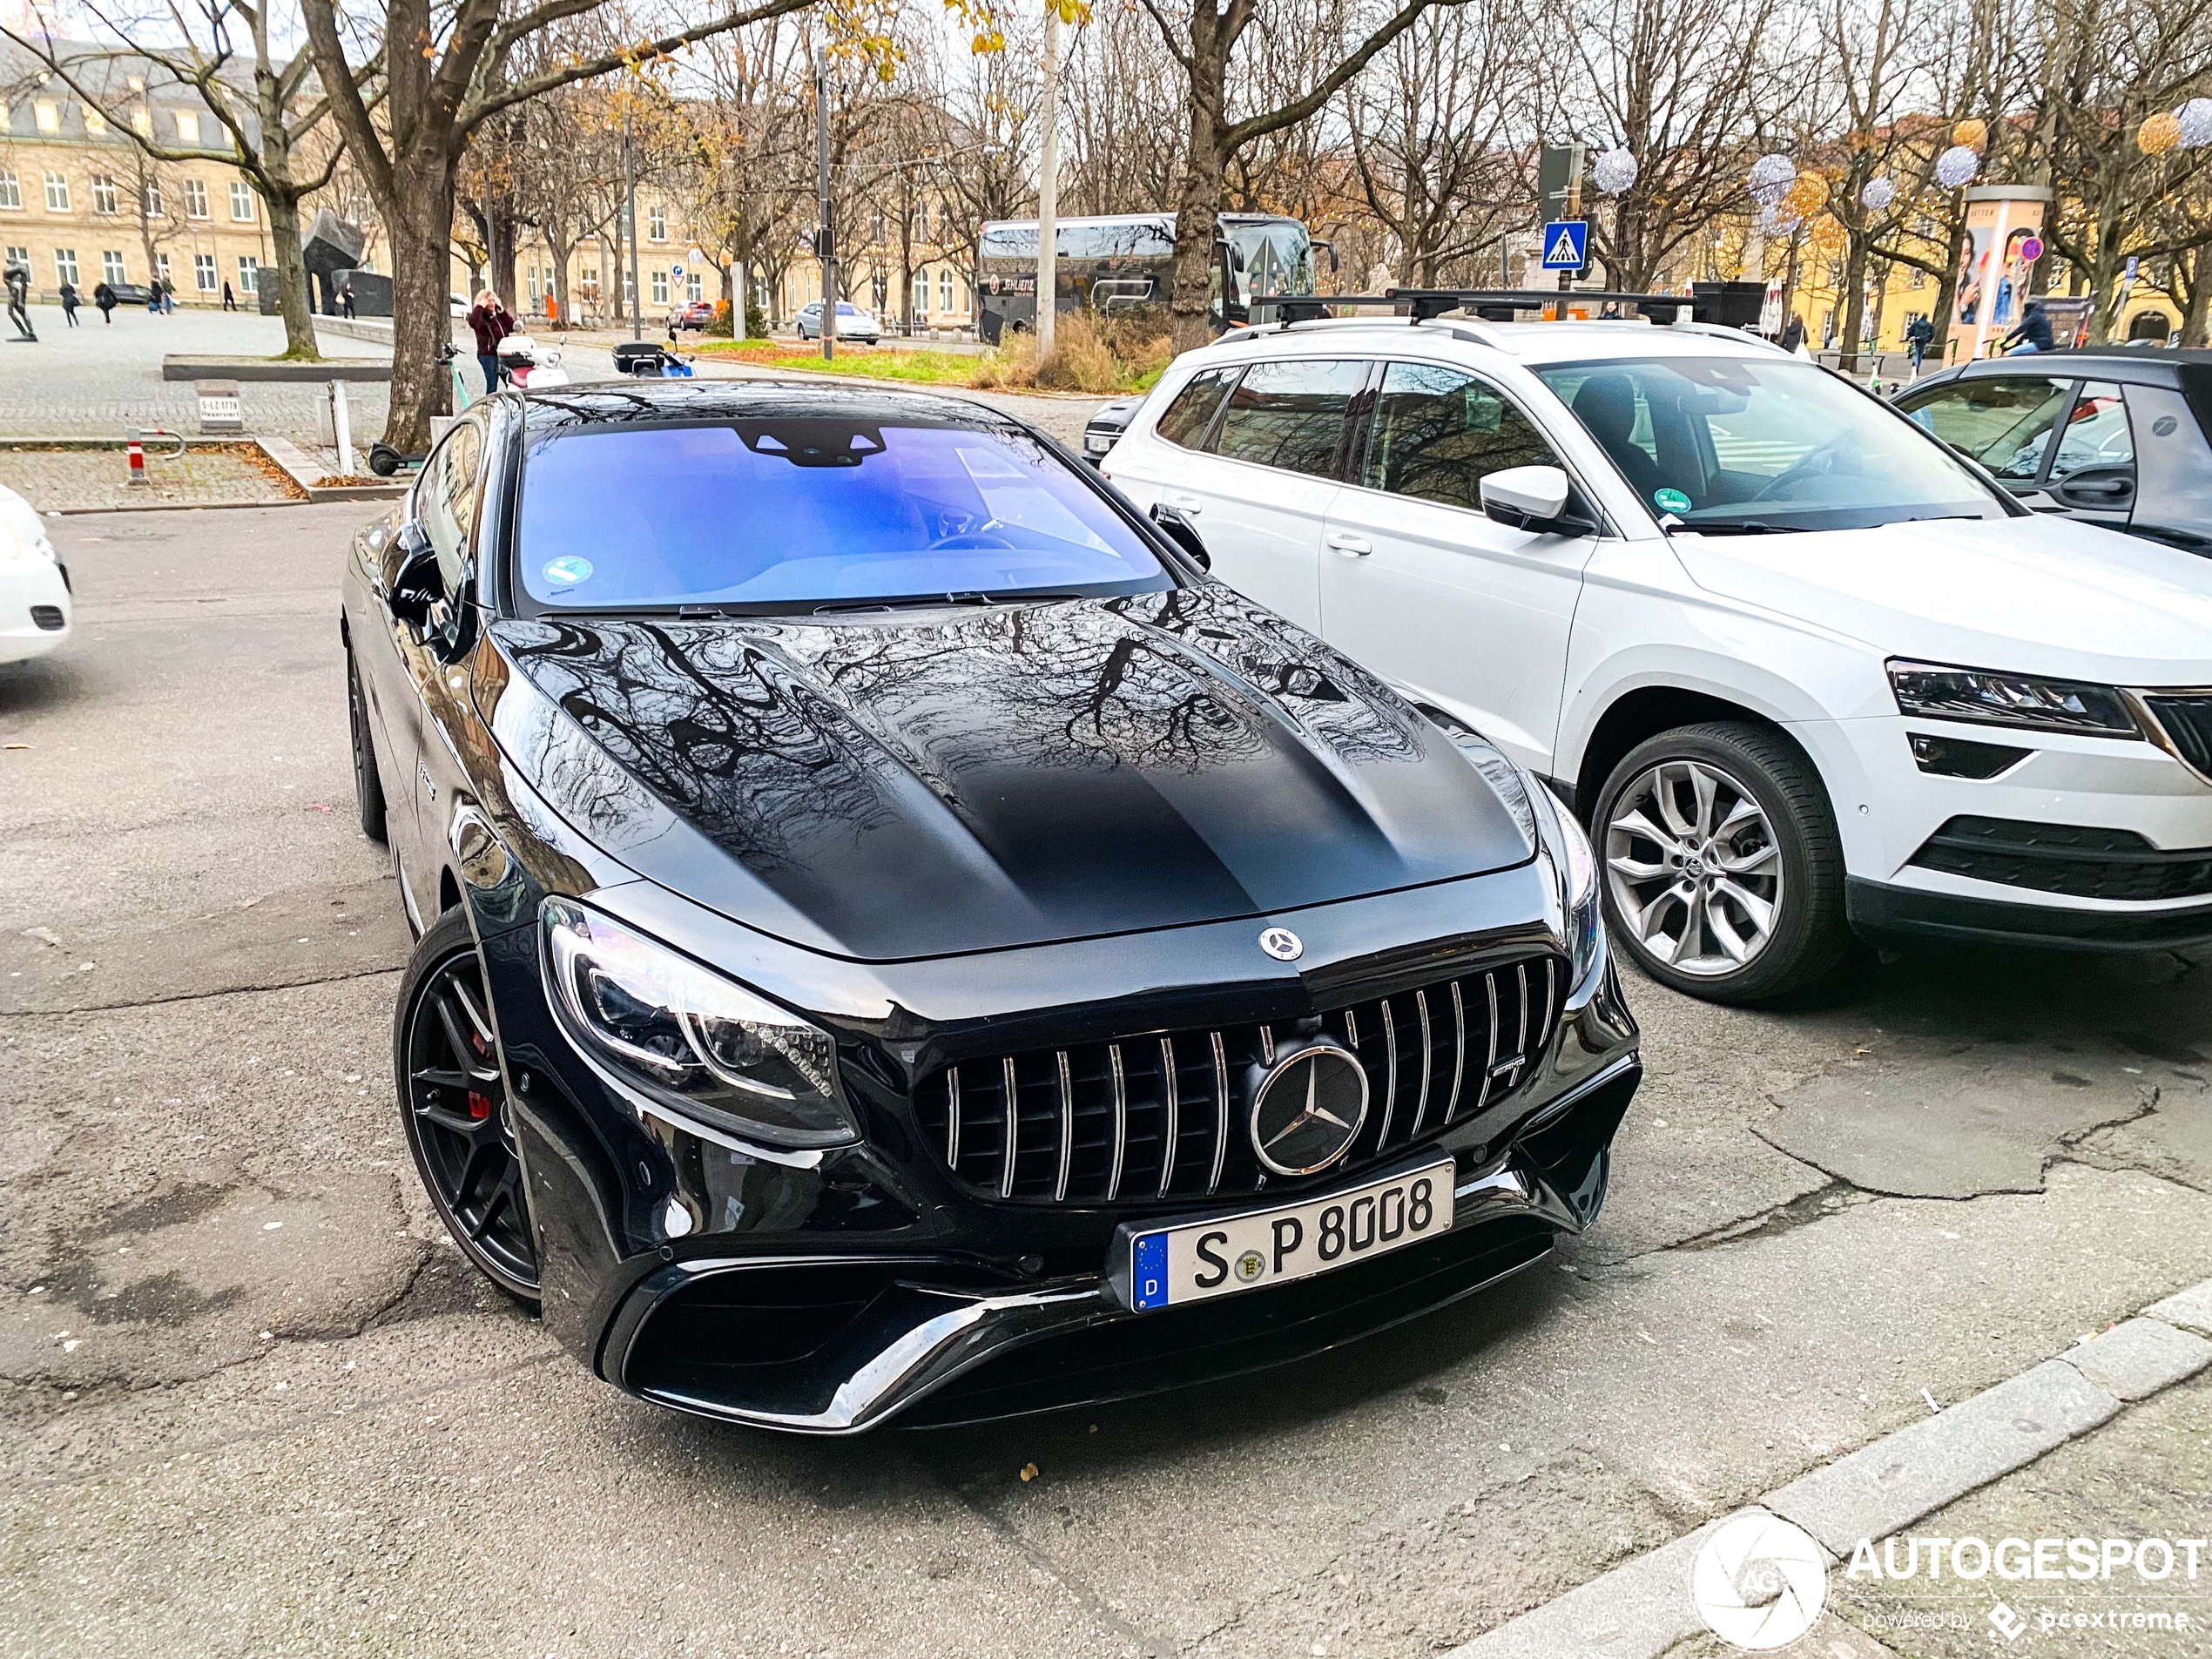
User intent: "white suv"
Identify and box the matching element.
[1100,317,2212,1002]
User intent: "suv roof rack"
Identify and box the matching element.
[1250,286,1769,332]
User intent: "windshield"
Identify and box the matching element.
[517,419,1172,612]
[1534,357,2006,532]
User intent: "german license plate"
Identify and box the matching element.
[1128,1158,1454,1311]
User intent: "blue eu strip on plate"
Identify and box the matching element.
[1132,1232,1169,1311]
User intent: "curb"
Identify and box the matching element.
[1443,1273,2212,1659]
[256,434,407,502]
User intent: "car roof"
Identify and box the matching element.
[1191,316,1788,370]
[515,380,1024,435]
[1945,346,2212,382]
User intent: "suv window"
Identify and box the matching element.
[2047,381,2133,483]
[1209,358,1364,477]
[417,420,482,596]
[1362,362,1561,509]
[1904,375,2073,482]
[1156,368,1236,449]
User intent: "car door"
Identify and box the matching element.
[2042,380,2136,529]
[1318,361,1598,776]
[1898,374,2074,505]
[1150,357,1365,630]
[392,418,487,922]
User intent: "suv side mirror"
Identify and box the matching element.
[1150,502,1211,570]
[387,521,443,631]
[1480,465,1595,536]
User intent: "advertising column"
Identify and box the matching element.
[1946,184,2053,361]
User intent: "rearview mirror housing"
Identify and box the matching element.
[387,521,443,631]
[1150,502,1211,570]
[1480,465,1593,536]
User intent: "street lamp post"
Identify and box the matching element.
[624,107,641,342]
[1035,3,1061,359]
[815,44,837,363]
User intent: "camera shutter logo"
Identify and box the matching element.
[1689,1512,1827,1649]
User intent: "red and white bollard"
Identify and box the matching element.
[125,428,147,486]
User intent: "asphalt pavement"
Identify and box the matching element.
[1,502,2209,1658]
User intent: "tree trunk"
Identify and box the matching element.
[1837,230,1870,375]
[385,146,460,454]
[1931,214,1968,369]
[1167,91,1229,351]
[2182,247,2210,348]
[264,189,322,360]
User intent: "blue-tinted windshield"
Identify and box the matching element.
[518,420,1172,610]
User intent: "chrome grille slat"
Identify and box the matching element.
[1158,1036,1179,1197]
[1054,1049,1075,1203]
[914,952,1565,1206]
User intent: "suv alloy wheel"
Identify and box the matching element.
[1593,721,1851,1003]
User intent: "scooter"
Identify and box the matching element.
[367,344,474,477]
[496,332,571,390]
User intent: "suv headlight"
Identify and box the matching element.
[1530,779,1602,984]
[1887,659,2141,738]
[540,897,858,1149]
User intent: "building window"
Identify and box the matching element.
[143,179,162,216]
[35,101,59,134]
[912,269,927,315]
[0,172,17,211]
[44,172,70,212]
[651,267,669,305]
[237,254,259,293]
[526,266,540,302]
[91,174,118,215]
[175,110,200,145]
[229,180,253,221]
[940,267,954,313]
[155,253,171,286]
[686,272,703,303]
[54,248,79,287]
[193,253,216,292]
[84,107,107,135]
[132,108,152,137]
[648,206,666,243]
[184,179,207,219]
[102,251,126,285]
[5,245,28,269]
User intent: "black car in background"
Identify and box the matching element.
[1894,347,2212,551]
[341,381,1638,1433]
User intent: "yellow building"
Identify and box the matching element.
[0,78,327,308]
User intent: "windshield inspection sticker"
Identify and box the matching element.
[542,556,593,587]
[1654,488,1693,515]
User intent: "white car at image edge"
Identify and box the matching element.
[0,484,70,664]
[1100,316,2212,1002]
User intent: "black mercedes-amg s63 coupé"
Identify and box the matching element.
[341,380,1639,1433]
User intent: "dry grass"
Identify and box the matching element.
[972,311,1173,395]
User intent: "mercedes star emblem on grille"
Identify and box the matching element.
[1258,927,1304,961]
[1248,1042,1369,1175]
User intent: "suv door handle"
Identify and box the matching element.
[1170,494,1204,515]
[1326,531,1372,556]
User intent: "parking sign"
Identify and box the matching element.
[1541,220,1588,272]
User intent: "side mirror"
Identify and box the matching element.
[1150,502,1211,570]
[1480,465,1592,536]
[1313,238,1340,275]
[387,521,442,631]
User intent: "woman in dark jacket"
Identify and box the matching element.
[59,280,80,326]
[93,280,118,323]
[466,290,516,395]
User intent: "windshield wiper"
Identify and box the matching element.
[1676,520,1791,536]
[812,590,1088,615]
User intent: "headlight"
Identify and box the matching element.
[1887,659,2141,738]
[1530,779,1602,983]
[540,897,858,1149]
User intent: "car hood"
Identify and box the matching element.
[1670,513,2212,684]
[487,587,1534,961]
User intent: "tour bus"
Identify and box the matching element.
[974,212,1333,343]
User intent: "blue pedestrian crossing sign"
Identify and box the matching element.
[1541,220,1588,272]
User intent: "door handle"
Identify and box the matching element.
[1170,495,1204,515]
[1326,531,1372,556]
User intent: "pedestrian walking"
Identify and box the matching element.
[221,280,236,313]
[145,282,161,314]
[1777,315,1808,357]
[1904,314,1935,374]
[59,280,80,327]
[159,276,176,314]
[4,259,35,341]
[340,280,356,320]
[94,280,117,324]
[466,289,516,395]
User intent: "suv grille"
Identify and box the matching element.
[2142,695,2212,785]
[913,955,1563,1206]
[1908,815,2212,901]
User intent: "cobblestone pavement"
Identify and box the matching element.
[0,445,303,512]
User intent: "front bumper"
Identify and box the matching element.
[1846,875,2212,951]
[598,1056,1636,1433]
[0,558,71,664]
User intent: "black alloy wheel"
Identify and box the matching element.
[397,909,540,1302]
[348,651,388,844]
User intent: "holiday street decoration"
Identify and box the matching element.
[1748,153,1796,206]
[1594,148,1638,195]
[1933,145,1979,188]
[1782,173,1827,219]
[2179,98,2212,148]
[1952,118,1987,151]
[1859,176,1896,211]
[2139,111,2182,156]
